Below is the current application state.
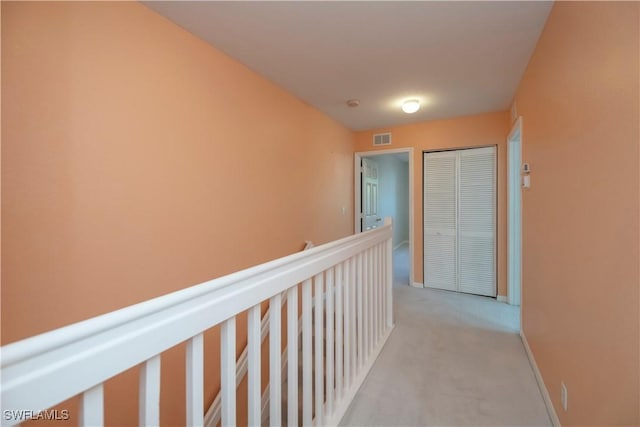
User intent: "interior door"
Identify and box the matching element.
[362,158,381,230]
[423,147,496,296]
[423,151,457,291]
[458,147,496,296]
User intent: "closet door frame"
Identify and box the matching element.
[422,145,498,297]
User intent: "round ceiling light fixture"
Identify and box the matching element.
[402,99,420,114]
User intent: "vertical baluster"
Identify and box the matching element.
[381,242,387,334]
[269,294,282,426]
[335,262,344,401]
[326,268,335,416]
[369,247,375,354]
[374,246,378,347]
[350,256,357,381]
[370,245,376,349]
[378,243,382,337]
[287,286,299,427]
[314,273,325,426]
[187,333,204,427]
[302,278,313,426]
[140,355,161,426]
[220,320,236,427]
[380,243,385,336]
[372,246,376,350]
[374,244,380,343]
[248,305,261,427]
[371,245,377,346]
[356,253,363,369]
[387,235,393,327]
[80,384,103,427]
[365,248,371,361]
[343,260,351,389]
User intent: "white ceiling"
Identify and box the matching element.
[144,1,552,131]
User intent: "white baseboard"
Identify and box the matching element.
[497,295,507,302]
[411,282,424,288]
[393,240,409,250]
[520,332,561,427]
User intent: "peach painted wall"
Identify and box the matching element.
[355,111,510,297]
[514,2,639,425]
[1,1,354,425]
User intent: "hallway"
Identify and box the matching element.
[340,250,551,426]
[392,243,411,287]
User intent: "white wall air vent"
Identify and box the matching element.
[373,132,392,146]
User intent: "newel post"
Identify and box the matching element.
[383,217,394,327]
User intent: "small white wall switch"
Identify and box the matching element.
[522,175,531,188]
[561,382,568,411]
[341,206,347,215]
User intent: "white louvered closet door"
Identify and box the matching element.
[458,147,496,296]
[423,147,496,297]
[423,151,457,291]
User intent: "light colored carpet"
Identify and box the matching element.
[340,274,551,426]
[393,243,411,287]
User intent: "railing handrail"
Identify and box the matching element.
[204,242,313,427]
[1,223,392,419]
[1,227,386,367]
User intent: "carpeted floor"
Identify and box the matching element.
[340,245,551,427]
[393,243,411,287]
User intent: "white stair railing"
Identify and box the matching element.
[1,218,394,427]
[204,241,313,427]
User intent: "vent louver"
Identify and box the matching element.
[373,132,392,146]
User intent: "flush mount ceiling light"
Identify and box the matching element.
[346,99,360,108]
[402,99,420,114]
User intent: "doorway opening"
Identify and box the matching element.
[355,148,414,287]
[507,117,523,307]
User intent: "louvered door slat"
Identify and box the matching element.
[423,151,457,291]
[459,147,496,296]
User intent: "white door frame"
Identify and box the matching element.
[354,148,414,286]
[422,146,497,297]
[507,117,523,306]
